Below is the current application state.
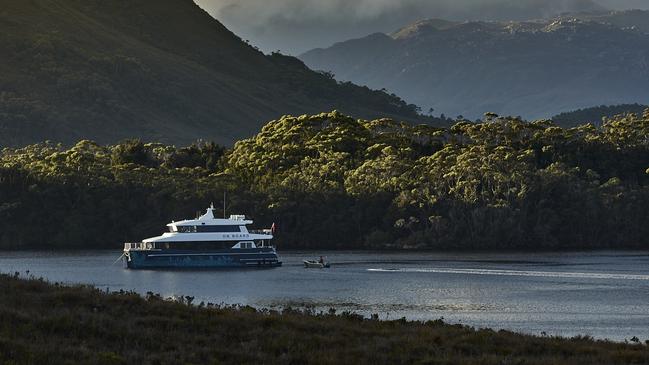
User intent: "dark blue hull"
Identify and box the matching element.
[124,248,282,269]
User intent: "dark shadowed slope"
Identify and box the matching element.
[300,11,649,120]
[552,103,649,127]
[0,0,436,146]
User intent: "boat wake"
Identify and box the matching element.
[367,268,649,281]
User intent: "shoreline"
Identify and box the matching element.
[1,273,648,364]
[0,266,644,343]
[2,247,649,254]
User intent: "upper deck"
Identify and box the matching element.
[141,206,274,243]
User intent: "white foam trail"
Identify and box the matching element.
[367,268,649,281]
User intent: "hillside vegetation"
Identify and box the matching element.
[300,11,649,120]
[1,110,648,250]
[0,0,436,147]
[1,273,649,365]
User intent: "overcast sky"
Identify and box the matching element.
[195,0,649,55]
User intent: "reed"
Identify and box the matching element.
[1,272,648,365]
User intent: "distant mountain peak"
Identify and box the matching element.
[299,10,649,121]
[391,19,460,40]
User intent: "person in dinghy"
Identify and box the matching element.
[303,256,330,268]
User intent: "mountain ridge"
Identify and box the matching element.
[551,103,649,126]
[300,10,649,120]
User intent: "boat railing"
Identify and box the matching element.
[124,242,150,250]
[248,229,273,235]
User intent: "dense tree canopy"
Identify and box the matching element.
[1,110,649,250]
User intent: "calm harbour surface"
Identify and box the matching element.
[1,250,648,341]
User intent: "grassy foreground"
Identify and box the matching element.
[1,274,648,365]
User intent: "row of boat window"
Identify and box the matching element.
[154,241,250,250]
[173,225,243,233]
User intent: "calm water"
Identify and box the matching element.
[1,250,648,341]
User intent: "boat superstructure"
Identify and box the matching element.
[123,205,281,269]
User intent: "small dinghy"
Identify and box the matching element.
[303,260,330,268]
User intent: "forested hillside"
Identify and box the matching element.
[552,103,649,127]
[1,110,648,250]
[300,11,649,120]
[0,0,437,147]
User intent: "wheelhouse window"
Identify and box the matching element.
[196,225,242,233]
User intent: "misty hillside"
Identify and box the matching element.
[205,0,608,55]
[451,0,605,21]
[300,10,649,120]
[573,9,649,33]
[0,0,436,147]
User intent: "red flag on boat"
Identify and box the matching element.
[271,222,277,234]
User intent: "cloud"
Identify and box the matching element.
[194,0,649,54]
[214,0,422,23]
[196,0,456,53]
